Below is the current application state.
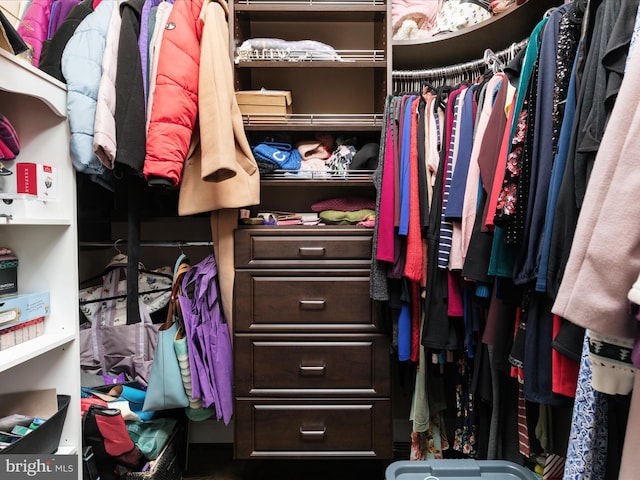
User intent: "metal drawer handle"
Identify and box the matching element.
[298,246,325,256]
[299,427,326,441]
[299,365,326,376]
[299,300,326,310]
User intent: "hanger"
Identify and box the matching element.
[79,243,174,302]
[483,49,504,74]
[113,238,124,255]
[392,38,529,94]
[0,4,34,31]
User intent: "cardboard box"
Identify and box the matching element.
[236,89,292,115]
[0,162,59,201]
[0,255,17,295]
[0,291,50,330]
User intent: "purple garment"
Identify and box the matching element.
[47,0,81,39]
[178,254,234,425]
[138,0,163,105]
[632,303,640,369]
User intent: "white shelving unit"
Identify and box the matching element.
[0,49,80,459]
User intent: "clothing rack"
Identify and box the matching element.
[79,240,213,249]
[391,38,529,93]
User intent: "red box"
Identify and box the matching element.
[0,316,44,351]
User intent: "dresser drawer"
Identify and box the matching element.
[234,226,373,268]
[234,399,392,459]
[234,270,378,332]
[234,334,390,396]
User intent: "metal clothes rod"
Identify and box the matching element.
[391,38,529,92]
[79,240,213,248]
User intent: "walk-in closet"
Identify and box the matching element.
[1,0,639,479]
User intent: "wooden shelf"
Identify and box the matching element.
[392,0,562,70]
[0,49,67,117]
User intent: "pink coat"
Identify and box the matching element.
[17,0,55,67]
[552,46,640,341]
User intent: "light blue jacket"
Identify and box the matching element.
[61,0,116,177]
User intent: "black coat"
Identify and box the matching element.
[39,0,95,82]
[115,0,147,174]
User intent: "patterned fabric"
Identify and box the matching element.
[504,60,538,247]
[564,334,608,480]
[628,3,640,72]
[453,354,476,456]
[517,381,530,457]
[432,0,492,35]
[544,453,566,480]
[495,106,527,221]
[552,6,583,157]
[410,414,449,460]
[438,90,464,268]
[587,330,635,395]
[79,254,172,327]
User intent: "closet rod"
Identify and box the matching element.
[79,240,213,248]
[392,38,529,80]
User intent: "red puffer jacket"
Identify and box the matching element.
[143,0,205,187]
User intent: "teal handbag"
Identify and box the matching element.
[141,255,190,412]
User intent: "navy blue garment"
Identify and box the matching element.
[523,290,573,406]
[536,51,579,294]
[547,0,617,298]
[513,4,568,286]
[445,85,477,221]
[438,87,465,268]
[417,97,429,229]
[398,281,411,362]
[398,95,417,236]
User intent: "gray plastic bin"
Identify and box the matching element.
[385,459,538,480]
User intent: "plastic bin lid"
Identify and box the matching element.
[385,460,538,480]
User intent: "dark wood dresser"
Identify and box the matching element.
[233,226,392,459]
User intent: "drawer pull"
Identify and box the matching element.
[299,365,326,376]
[299,299,326,310]
[299,426,326,441]
[298,246,325,257]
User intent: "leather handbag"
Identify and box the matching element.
[142,255,190,412]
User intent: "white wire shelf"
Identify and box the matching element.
[242,113,384,129]
[261,169,374,180]
[235,49,385,64]
[236,0,385,5]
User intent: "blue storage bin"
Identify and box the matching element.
[385,459,538,480]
